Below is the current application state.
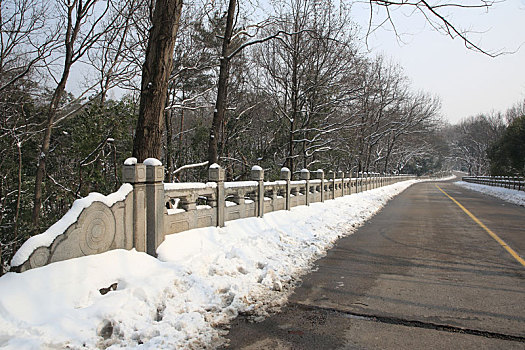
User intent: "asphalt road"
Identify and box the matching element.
[223,179,525,349]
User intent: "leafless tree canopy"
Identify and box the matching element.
[366,0,499,56]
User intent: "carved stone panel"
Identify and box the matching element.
[76,202,116,255]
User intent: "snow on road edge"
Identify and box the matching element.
[1,179,433,349]
[455,181,525,207]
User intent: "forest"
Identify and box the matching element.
[1,0,523,273]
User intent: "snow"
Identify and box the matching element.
[455,181,525,207]
[225,181,258,189]
[10,184,133,268]
[209,163,220,169]
[167,208,186,215]
[251,165,263,171]
[300,169,309,173]
[290,180,306,185]
[124,157,137,166]
[143,158,162,166]
[164,182,217,191]
[2,178,460,349]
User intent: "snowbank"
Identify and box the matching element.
[455,181,525,207]
[1,179,419,349]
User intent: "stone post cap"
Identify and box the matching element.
[280,167,291,180]
[328,170,336,179]
[251,165,264,181]
[141,158,164,183]
[208,164,225,182]
[122,161,146,184]
[313,169,324,179]
[337,170,344,178]
[300,168,310,180]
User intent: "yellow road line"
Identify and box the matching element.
[435,184,525,267]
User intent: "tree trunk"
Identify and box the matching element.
[287,28,300,175]
[165,92,173,182]
[383,134,397,173]
[32,66,71,230]
[177,90,185,167]
[14,141,22,239]
[132,0,183,162]
[207,0,236,166]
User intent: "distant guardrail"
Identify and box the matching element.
[462,176,524,192]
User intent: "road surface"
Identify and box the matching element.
[223,179,525,349]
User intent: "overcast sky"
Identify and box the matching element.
[350,0,525,124]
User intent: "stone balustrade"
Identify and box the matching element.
[11,159,414,272]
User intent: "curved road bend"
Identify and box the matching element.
[224,179,525,349]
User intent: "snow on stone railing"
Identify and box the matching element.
[11,159,414,272]
[11,184,134,272]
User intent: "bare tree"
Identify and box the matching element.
[446,114,504,175]
[366,0,498,56]
[0,0,58,91]
[206,0,237,166]
[504,98,525,124]
[32,0,114,230]
[88,0,142,105]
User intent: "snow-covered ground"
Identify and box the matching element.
[1,178,443,349]
[455,181,525,207]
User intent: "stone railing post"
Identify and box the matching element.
[252,165,265,217]
[338,171,344,196]
[145,159,165,257]
[344,172,351,195]
[300,169,310,206]
[209,164,225,227]
[122,159,146,253]
[314,169,324,202]
[281,167,291,210]
[328,171,336,199]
